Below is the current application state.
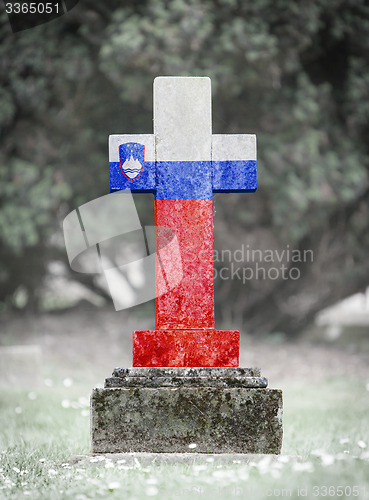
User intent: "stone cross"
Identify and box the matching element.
[109,77,257,367]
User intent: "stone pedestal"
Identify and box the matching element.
[133,330,239,367]
[91,368,283,454]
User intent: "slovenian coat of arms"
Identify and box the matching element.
[119,143,145,180]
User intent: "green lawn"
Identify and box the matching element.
[0,378,369,499]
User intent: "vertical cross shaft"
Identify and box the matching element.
[109,77,257,367]
[154,77,214,331]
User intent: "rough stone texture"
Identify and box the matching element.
[91,368,282,454]
[212,134,257,193]
[105,376,267,388]
[108,77,259,367]
[212,134,257,162]
[109,134,156,193]
[154,77,212,162]
[109,78,258,197]
[133,329,239,367]
[113,367,261,377]
[91,385,283,454]
[107,367,265,388]
[105,377,268,388]
[155,200,215,330]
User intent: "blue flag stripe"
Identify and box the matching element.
[110,160,257,199]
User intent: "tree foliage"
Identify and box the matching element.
[0,0,369,333]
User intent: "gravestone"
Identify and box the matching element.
[91,77,283,453]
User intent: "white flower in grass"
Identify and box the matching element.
[78,396,89,407]
[271,468,281,479]
[48,469,58,477]
[108,482,121,491]
[13,467,20,474]
[61,400,70,409]
[193,464,207,472]
[311,449,325,457]
[39,459,46,463]
[256,455,272,474]
[238,468,249,481]
[212,469,229,479]
[146,486,159,496]
[358,440,367,449]
[117,465,130,470]
[4,477,14,487]
[335,453,349,460]
[15,407,22,414]
[292,462,314,472]
[117,459,126,464]
[188,443,197,449]
[272,461,283,470]
[321,454,335,466]
[81,410,89,417]
[104,462,114,469]
[63,378,73,387]
[339,438,349,444]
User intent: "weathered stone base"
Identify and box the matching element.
[91,368,283,454]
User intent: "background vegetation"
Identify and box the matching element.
[1,0,369,335]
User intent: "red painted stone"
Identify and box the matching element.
[131,198,241,367]
[155,199,214,330]
[133,330,239,367]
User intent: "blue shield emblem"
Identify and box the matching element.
[119,143,145,180]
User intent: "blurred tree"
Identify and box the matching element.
[0,0,368,333]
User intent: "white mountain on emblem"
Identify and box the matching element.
[122,154,143,179]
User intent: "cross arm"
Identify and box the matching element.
[212,134,257,193]
[109,134,156,193]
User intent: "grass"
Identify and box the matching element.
[1,377,369,499]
